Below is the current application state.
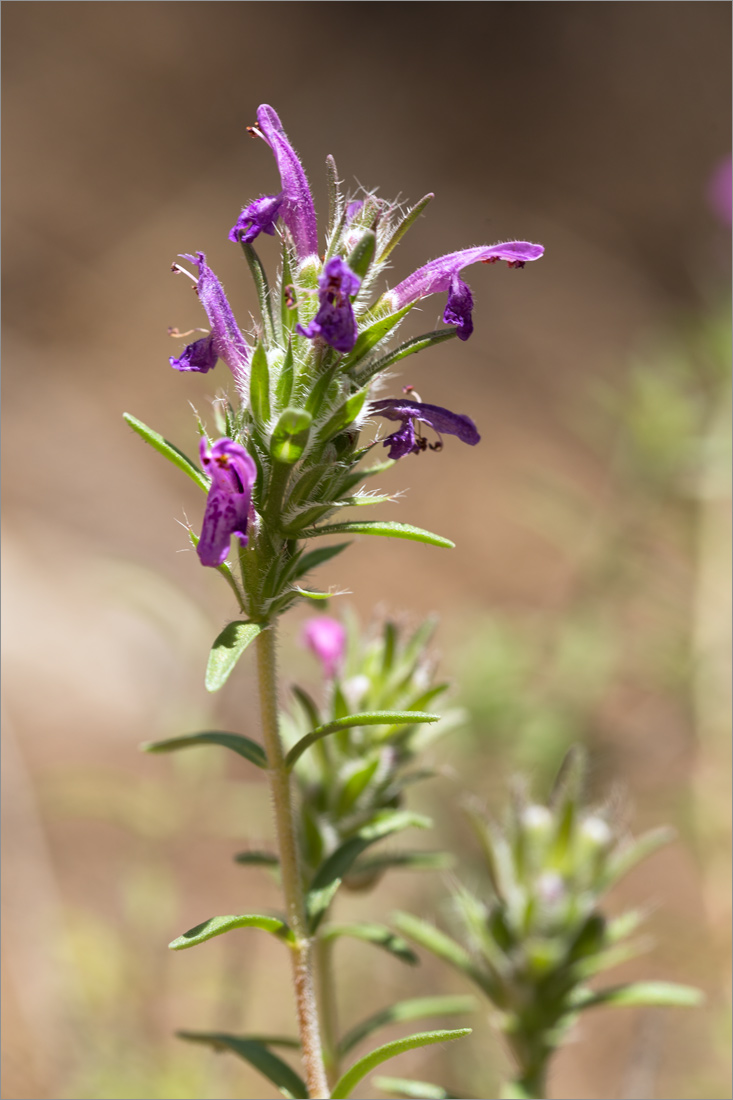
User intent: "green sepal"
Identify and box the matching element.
[177,1032,306,1100]
[307,812,430,931]
[378,193,434,261]
[296,520,455,549]
[342,304,414,370]
[346,229,377,282]
[169,912,294,950]
[393,912,495,997]
[320,922,419,966]
[317,388,368,443]
[249,343,271,427]
[325,153,344,245]
[286,712,439,769]
[233,850,280,868]
[270,408,312,465]
[339,995,476,1057]
[123,413,208,492]
[373,1076,459,1100]
[575,980,702,1011]
[142,730,266,770]
[275,338,295,407]
[205,621,264,692]
[330,1028,471,1099]
[356,327,458,385]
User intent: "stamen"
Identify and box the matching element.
[168,326,209,339]
[171,262,198,284]
[403,385,423,403]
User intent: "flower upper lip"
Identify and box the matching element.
[255,104,319,265]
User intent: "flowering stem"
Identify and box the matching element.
[314,935,341,1089]
[254,623,330,1099]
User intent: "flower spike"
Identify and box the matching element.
[170,253,251,400]
[197,438,257,567]
[255,105,319,266]
[385,241,544,341]
[370,398,481,460]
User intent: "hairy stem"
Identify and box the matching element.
[314,936,341,1089]
[255,624,330,1099]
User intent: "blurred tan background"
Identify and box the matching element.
[2,3,731,1099]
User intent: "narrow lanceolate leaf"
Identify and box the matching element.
[233,850,280,868]
[356,327,458,385]
[286,712,439,769]
[342,304,414,369]
[320,922,419,966]
[296,521,455,550]
[339,995,476,1056]
[142,731,267,770]
[249,343,271,427]
[378,193,434,260]
[205,621,264,692]
[374,1077,460,1100]
[317,389,369,444]
[575,981,703,1011]
[290,541,352,581]
[123,413,209,491]
[353,851,452,877]
[601,826,675,890]
[177,1032,306,1100]
[169,913,293,950]
[393,912,494,997]
[330,1028,471,1099]
[307,812,430,931]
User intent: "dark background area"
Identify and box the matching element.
[2,4,731,1099]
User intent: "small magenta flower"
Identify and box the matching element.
[228,192,283,244]
[297,256,361,354]
[197,438,257,568]
[254,105,319,266]
[170,253,251,398]
[370,397,480,459]
[385,241,544,340]
[302,616,347,679]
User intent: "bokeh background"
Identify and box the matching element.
[2,3,731,1098]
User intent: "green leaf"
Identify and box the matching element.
[296,521,454,549]
[233,850,280,867]
[292,586,339,600]
[291,684,322,731]
[205,621,264,692]
[374,1077,456,1100]
[169,913,293,950]
[576,981,703,1011]
[393,912,494,997]
[142,730,267,769]
[270,408,313,465]
[317,389,368,443]
[177,1032,306,1099]
[331,1029,471,1099]
[356,328,458,385]
[321,922,419,966]
[249,343,271,427]
[378,193,434,260]
[602,826,675,889]
[276,339,295,407]
[286,712,439,770]
[307,812,430,931]
[123,413,209,491]
[347,229,377,282]
[353,851,452,876]
[292,541,352,581]
[343,305,414,369]
[340,995,475,1057]
[325,153,344,245]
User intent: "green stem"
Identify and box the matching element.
[255,624,330,1099]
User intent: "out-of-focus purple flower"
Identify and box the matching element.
[385,242,544,341]
[370,397,480,459]
[346,199,364,221]
[197,438,257,568]
[228,192,283,244]
[297,256,361,354]
[707,155,732,227]
[255,105,319,265]
[302,616,347,679]
[170,253,251,397]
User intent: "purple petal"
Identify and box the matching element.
[296,256,361,354]
[302,616,347,679]
[170,334,218,373]
[197,438,257,567]
[442,274,474,342]
[371,398,481,454]
[179,253,251,396]
[383,419,418,460]
[386,242,544,311]
[228,192,283,244]
[256,105,319,264]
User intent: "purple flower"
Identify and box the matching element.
[170,253,251,397]
[255,105,319,265]
[370,397,480,459]
[228,192,283,244]
[302,616,347,679]
[385,241,544,341]
[197,438,257,568]
[297,256,361,354]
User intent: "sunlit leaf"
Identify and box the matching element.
[393,912,495,997]
[321,922,419,966]
[169,913,293,950]
[330,1028,471,1099]
[296,520,454,549]
[177,1032,305,1099]
[123,412,208,491]
[575,981,702,1011]
[205,621,263,692]
[286,712,439,770]
[340,995,476,1056]
[142,731,267,770]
